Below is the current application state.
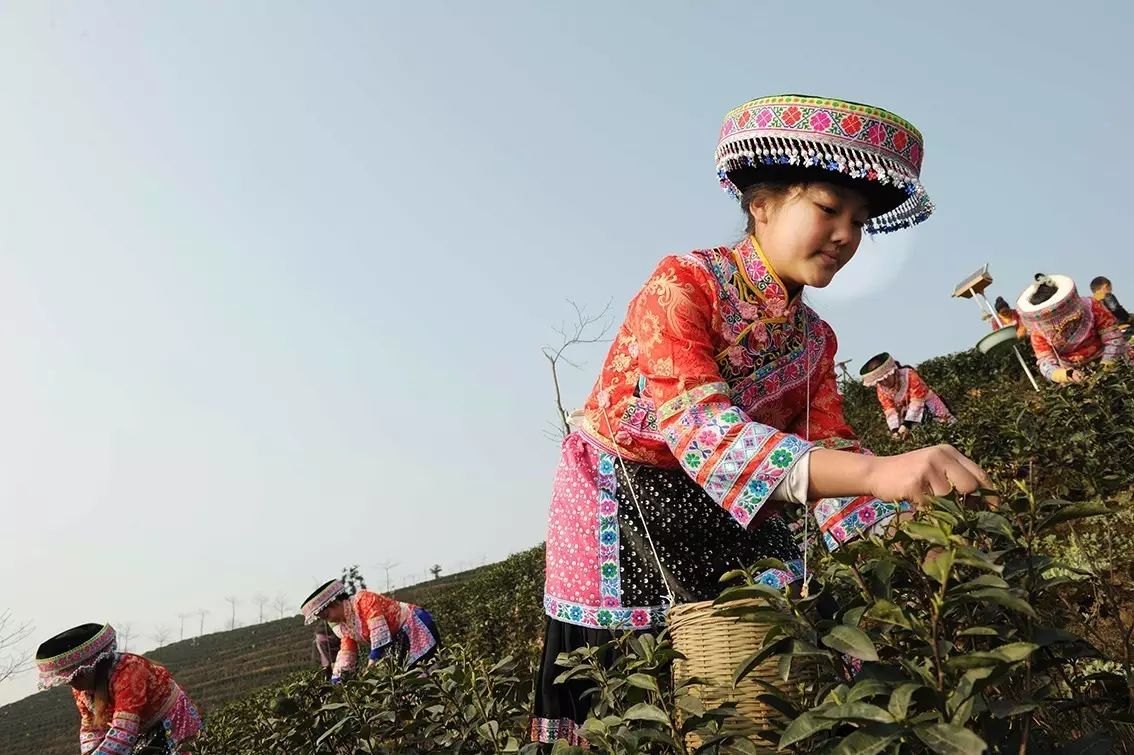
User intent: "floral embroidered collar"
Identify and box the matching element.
[730,236,799,315]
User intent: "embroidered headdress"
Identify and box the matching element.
[860,352,898,387]
[300,579,347,625]
[1016,274,1093,351]
[35,623,117,689]
[716,94,932,234]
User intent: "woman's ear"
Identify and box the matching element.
[749,197,770,228]
[748,193,775,232]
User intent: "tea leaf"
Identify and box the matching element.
[822,625,880,662]
[1038,502,1111,532]
[779,710,838,747]
[622,702,670,725]
[914,722,987,754]
[864,599,913,629]
[829,723,905,755]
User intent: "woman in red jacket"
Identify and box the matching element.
[300,578,440,683]
[36,623,202,754]
[860,352,955,438]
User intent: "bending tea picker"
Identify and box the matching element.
[860,352,955,438]
[1017,273,1132,384]
[531,93,991,746]
[35,622,203,755]
[299,579,440,683]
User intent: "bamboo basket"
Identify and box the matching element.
[669,599,814,751]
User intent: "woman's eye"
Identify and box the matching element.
[817,203,837,215]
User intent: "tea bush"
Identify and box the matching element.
[193,357,1134,754]
[845,358,1134,500]
[708,492,1132,753]
[196,648,538,754]
[195,492,1132,754]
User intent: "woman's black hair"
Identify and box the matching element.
[1029,274,1058,306]
[730,164,908,236]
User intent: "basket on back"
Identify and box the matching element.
[669,598,814,751]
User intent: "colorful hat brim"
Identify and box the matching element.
[300,579,346,625]
[716,95,933,234]
[861,356,898,387]
[35,623,117,689]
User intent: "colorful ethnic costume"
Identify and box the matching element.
[860,354,955,432]
[300,580,440,682]
[35,623,202,755]
[1017,275,1131,384]
[532,94,932,745]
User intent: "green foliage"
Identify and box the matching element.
[711,492,1131,753]
[196,649,538,754]
[423,545,545,671]
[14,351,1134,754]
[0,551,541,755]
[844,358,1134,500]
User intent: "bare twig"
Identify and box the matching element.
[542,299,614,439]
[0,610,33,685]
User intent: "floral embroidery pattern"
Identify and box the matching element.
[596,453,621,609]
[544,595,667,629]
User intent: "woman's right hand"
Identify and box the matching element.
[865,444,990,506]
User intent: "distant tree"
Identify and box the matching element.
[224,596,240,631]
[0,610,33,685]
[118,623,133,653]
[430,564,442,580]
[341,565,367,595]
[151,625,171,648]
[271,595,288,621]
[197,609,209,637]
[253,594,269,624]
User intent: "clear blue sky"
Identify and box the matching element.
[2,2,1131,705]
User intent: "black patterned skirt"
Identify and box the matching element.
[532,434,803,745]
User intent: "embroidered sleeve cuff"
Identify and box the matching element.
[813,497,911,550]
[367,618,391,649]
[769,448,811,505]
[81,730,107,755]
[333,650,358,678]
[92,712,142,755]
[659,382,813,528]
[904,402,925,423]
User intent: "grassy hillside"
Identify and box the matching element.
[6,342,1134,753]
[0,562,501,755]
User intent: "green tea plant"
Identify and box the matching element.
[710,491,1131,753]
[196,647,539,754]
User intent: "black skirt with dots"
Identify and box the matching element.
[531,438,803,746]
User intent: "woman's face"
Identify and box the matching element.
[318,601,345,623]
[751,182,871,291]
